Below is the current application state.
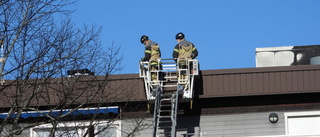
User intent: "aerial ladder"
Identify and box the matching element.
[139,58,199,137]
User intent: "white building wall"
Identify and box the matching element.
[121,118,154,137]
[124,112,286,137]
[199,112,285,137]
[5,110,320,137]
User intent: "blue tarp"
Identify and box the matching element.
[0,106,118,119]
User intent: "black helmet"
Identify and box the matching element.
[140,35,149,44]
[175,32,185,40]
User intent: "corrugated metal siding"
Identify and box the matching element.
[103,74,146,101]
[123,112,286,137]
[200,65,320,98]
[0,75,147,108]
[1,65,320,107]
[95,65,320,102]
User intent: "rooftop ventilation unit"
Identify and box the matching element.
[256,45,320,67]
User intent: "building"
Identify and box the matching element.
[1,45,320,137]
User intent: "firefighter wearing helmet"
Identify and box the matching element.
[140,35,161,83]
[172,32,198,81]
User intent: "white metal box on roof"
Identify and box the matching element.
[255,45,320,67]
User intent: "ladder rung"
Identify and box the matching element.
[164,75,177,78]
[158,115,171,118]
[163,67,176,70]
[161,98,171,101]
[159,108,171,111]
[162,63,176,66]
[162,85,176,88]
[159,119,172,122]
[166,75,176,78]
[160,110,171,112]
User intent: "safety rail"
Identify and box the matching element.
[139,58,199,101]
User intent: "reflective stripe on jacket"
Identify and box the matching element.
[172,39,198,64]
[142,40,161,65]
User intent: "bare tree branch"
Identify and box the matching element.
[0,0,136,136]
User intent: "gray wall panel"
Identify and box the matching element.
[132,112,287,137]
[199,112,285,137]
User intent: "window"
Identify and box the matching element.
[285,111,320,136]
[30,120,121,137]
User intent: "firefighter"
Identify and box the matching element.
[140,35,161,83]
[172,32,198,81]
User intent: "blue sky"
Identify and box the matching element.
[69,0,320,74]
